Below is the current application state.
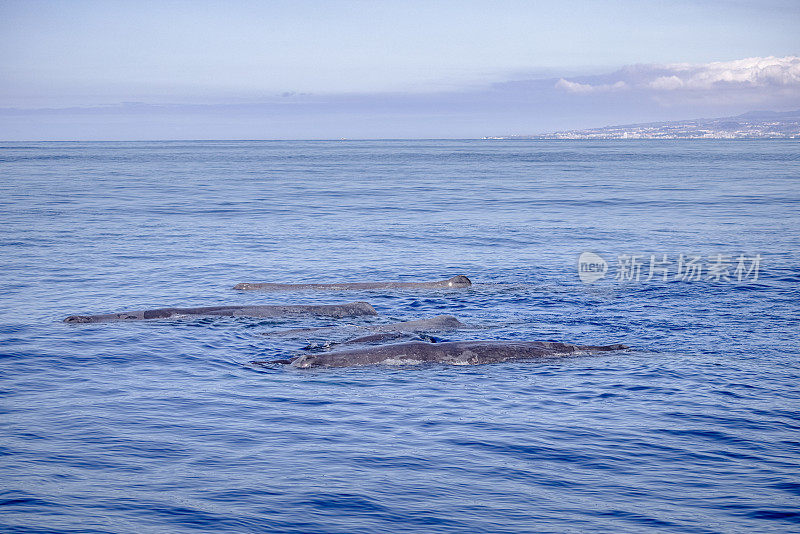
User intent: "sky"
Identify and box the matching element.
[0,0,798,139]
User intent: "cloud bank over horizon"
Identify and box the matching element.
[554,56,800,105]
[2,55,799,140]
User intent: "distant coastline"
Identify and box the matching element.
[486,109,800,140]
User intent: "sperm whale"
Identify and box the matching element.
[64,302,377,323]
[256,340,628,368]
[233,275,472,291]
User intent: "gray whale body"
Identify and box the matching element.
[234,275,472,291]
[64,302,377,323]
[261,340,628,368]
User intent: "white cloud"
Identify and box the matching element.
[556,56,800,95]
[648,75,684,90]
[555,79,593,93]
[663,56,800,90]
[555,78,627,93]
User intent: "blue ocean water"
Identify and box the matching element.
[1,140,799,533]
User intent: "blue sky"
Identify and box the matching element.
[1,0,798,139]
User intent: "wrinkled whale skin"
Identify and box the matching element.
[234,275,472,291]
[64,302,377,323]
[283,340,629,368]
[263,314,465,337]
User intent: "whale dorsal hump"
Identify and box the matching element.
[446,275,472,287]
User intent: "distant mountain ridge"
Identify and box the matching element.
[487,110,800,139]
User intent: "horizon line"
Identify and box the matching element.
[2,138,795,143]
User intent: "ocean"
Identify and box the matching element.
[1,140,799,533]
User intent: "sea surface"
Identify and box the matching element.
[1,140,799,533]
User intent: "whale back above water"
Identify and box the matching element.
[64,302,378,323]
[259,340,629,368]
[233,275,472,291]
